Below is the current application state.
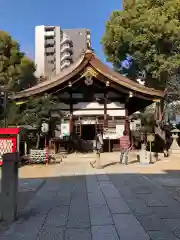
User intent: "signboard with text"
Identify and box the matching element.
[61,123,70,137]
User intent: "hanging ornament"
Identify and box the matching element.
[84,73,93,86]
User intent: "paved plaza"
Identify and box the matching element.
[0,152,180,239]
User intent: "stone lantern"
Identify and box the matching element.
[170,128,180,155]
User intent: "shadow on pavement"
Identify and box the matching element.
[0,167,180,239]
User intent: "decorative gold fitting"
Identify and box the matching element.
[82,67,98,78]
[153,99,160,102]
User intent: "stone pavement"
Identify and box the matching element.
[0,152,180,239]
[0,164,56,230]
[0,163,57,212]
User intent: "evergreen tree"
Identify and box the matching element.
[0,30,37,125]
[0,30,37,91]
[102,0,180,92]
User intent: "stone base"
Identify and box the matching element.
[138,151,157,164]
[170,150,180,155]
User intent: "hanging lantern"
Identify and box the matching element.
[41,122,49,133]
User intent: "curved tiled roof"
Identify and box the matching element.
[90,54,164,97]
[13,50,164,99]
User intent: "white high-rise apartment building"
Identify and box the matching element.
[35,25,91,77]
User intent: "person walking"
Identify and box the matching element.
[90,131,103,168]
[120,131,131,165]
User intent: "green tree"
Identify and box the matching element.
[0,30,37,91]
[17,94,58,127]
[101,0,180,91]
[0,94,58,127]
[5,94,60,148]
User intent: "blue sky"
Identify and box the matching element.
[0,0,122,63]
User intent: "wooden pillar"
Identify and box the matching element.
[104,81,109,152]
[124,95,130,136]
[155,102,159,121]
[124,111,130,135]
[68,81,73,133]
[160,99,164,121]
[104,83,108,127]
[155,100,163,121]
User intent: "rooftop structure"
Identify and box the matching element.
[35,25,91,77]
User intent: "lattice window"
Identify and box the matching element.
[0,138,16,159]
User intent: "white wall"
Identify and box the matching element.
[73,109,125,116]
[35,26,45,77]
[58,92,121,99]
[73,101,124,109]
[53,101,125,117]
[55,101,125,109]
[55,26,61,74]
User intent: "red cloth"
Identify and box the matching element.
[120,136,130,149]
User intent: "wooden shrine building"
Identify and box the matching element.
[13,50,164,152]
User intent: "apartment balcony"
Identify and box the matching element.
[45,47,55,55]
[60,52,73,62]
[86,33,91,40]
[60,44,73,54]
[45,39,55,47]
[60,36,72,45]
[44,31,55,37]
[87,39,91,49]
[45,55,56,64]
[45,26,55,31]
[60,60,71,70]
[45,34,54,40]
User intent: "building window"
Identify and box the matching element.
[60,30,63,41]
[45,26,55,32]
[62,43,70,48]
[61,52,71,58]
[48,60,54,64]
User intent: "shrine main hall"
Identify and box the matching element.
[13,50,164,152]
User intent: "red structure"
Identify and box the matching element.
[0,128,20,165]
